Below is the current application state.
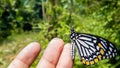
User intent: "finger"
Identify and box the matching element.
[56,43,73,68]
[37,38,64,68]
[8,42,41,68]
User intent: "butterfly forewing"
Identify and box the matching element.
[70,29,117,65]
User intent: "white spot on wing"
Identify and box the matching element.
[109,47,113,51]
[90,46,96,52]
[76,36,79,39]
[101,41,107,49]
[96,46,99,50]
[75,41,83,56]
[85,41,94,47]
[110,43,114,48]
[79,37,92,41]
[106,53,108,56]
[82,46,87,56]
[108,51,111,54]
[103,56,105,59]
[100,38,106,43]
[112,53,115,57]
[93,55,97,58]
[96,52,99,55]
[86,59,88,61]
[89,49,93,54]
[110,55,112,58]
[114,49,116,52]
[93,40,97,43]
[90,57,93,60]
[77,39,89,48]
[81,34,96,39]
[85,48,90,56]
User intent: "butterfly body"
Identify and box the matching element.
[70,29,117,65]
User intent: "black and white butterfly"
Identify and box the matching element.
[70,29,117,65]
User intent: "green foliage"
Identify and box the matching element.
[0,0,120,68]
[0,0,42,40]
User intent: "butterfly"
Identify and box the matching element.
[70,28,117,65]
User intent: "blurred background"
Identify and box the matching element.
[0,0,120,68]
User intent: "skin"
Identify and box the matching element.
[8,38,73,68]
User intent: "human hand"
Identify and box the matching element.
[8,38,73,68]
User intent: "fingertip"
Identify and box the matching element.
[48,38,64,52]
[29,42,41,50]
[50,38,64,46]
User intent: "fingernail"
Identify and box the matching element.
[65,43,71,46]
[52,38,61,40]
[50,38,61,42]
[30,42,39,45]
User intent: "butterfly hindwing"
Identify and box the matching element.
[99,38,117,59]
[71,42,76,60]
[70,29,117,65]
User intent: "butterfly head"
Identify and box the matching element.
[70,28,77,40]
[70,28,75,33]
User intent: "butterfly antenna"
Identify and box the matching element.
[70,26,75,33]
[69,0,75,33]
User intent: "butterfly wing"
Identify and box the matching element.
[70,31,117,65]
[99,38,117,59]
